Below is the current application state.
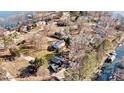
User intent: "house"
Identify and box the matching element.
[48,40,65,51]
[27,14,33,21]
[49,56,65,72]
[49,64,59,72]
[51,32,65,39]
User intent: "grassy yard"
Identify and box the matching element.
[0,50,54,80]
[30,50,56,68]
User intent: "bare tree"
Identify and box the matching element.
[28,31,48,51]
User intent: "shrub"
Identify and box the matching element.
[65,37,71,47]
[79,11,88,16]
[18,48,28,55]
[32,57,47,68]
[64,68,80,81]
[0,58,3,65]
[3,37,14,48]
[9,48,21,57]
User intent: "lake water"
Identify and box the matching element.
[0,11,33,27]
[0,11,124,18]
[0,11,21,18]
[113,11,124,16]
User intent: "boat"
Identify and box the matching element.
[105,51,116,63]
[119,43,122,47]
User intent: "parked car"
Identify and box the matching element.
[51,32,65,40]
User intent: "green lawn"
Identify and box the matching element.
[31,50,56,68]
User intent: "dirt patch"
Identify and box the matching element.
[1,61,29,78]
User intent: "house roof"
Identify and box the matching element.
[52,40,65,49]
[50,64,59,72]
[49,56,65,72]
[51,56,65,64]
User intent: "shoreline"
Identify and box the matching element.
[96,32,124,76]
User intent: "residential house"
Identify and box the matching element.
[48,40,65,51]
[51,31,66,39]
[55,40,65,49]
[49,56,65,72]
[27,14,33,20]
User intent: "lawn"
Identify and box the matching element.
[1,50,54,80]
[30,50,56,68]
